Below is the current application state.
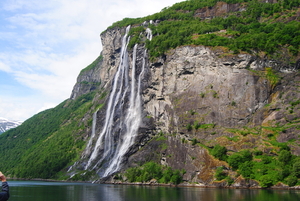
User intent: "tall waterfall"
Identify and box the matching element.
[85,25,152,178]
[85,109,99,155]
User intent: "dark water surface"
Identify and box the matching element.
[7,180,300,201]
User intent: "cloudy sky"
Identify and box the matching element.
[0,0,182,121]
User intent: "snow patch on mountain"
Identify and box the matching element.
[0,117,22,134]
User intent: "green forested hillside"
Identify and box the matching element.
[0,92,97,179]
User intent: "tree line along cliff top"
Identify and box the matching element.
[105,0,300,65]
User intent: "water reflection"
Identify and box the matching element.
[7,181,300,201]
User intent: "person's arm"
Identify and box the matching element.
[0,172,9,200]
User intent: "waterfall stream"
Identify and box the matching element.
[84,25,152,178]
[85,109,98,155]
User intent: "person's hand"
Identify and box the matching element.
[0,172,7,182]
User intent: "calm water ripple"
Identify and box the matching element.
[7,181,300,201]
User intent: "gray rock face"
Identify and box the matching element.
[70,57,103,100]
[70,28,124,100]
[143,46,271,135]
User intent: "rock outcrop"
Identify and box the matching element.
[194,1,245,19]
[70,58,102,100]
[144,46,271,133]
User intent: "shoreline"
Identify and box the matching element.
[102,180,300,190]
[7,178,300,190]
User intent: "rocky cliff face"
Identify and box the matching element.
[70,28,124,100]
[194,1,245,19]
[145,46,271,132]
[70,24,300,186]
[70,58,102,100]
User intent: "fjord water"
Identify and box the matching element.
[8,181,300,201]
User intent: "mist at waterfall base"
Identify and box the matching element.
[9,181,300,201]
[81,25,151,178]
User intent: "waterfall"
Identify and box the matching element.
[85,25,131,171]
[103,44,140,177]
[84,109,99,156]
[146,28,152,41]
[84,25,152,178]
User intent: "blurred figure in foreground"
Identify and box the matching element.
[0,172,9,201]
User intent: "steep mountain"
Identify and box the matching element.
[0,117,22,134]
[0,0,300,188]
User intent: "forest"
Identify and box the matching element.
[0,92,97,179]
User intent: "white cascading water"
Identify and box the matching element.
[68,108,99,173]
[85,25,152,178]
[84,109,99,155]
[146,28,152,41]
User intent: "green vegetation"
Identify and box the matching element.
[212,119,300,188]
[124,161,185,184]
[265,67,280,89]
[0,91,102,179]
[215,166,227,180]
[107,0,299,62]
[193,121,201,130]
[214,166,234,185]
[212,146,300,187]
[191,138,199,145]
[186,123,193,131]
[186,122,216,132]
[211,144,228,161]
[80,54,103,75]
[227,150,253,170]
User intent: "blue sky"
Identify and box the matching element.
[0,0,182,121]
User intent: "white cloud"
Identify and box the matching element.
[0,61,11,72]
[36,102,57,114]
[0,0,182,121]
[0,95,48,121]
